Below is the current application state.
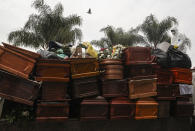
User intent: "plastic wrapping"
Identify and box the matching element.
[167,45,191,68]
[179,84,193,95]
[152,49,168,67]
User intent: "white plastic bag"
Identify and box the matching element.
[179,84,193,95]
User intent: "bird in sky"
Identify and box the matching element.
[87,8,92,14]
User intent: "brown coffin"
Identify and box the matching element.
[36,100,69,122]
[0,46,36,79]
[102,79,128,98]
[100,59,123,80]
[158,101,170,118]
[157,85,176,100]
[3,42,41,60]
[0,70,40,106]
[135,98,158,120]
[110,97,135,120]
[69,58,99,77]
[169,68,192,84]
[35,59,70,82]
[122,47,154,65]
[72,72,99,98]
[80,96,109,120]
[154,66,173,85]
[128,76,157,99]
[125,64,154,78]
[171,101,194,117]
[40,80,69,101]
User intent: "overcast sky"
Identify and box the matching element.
[0,0,195,66]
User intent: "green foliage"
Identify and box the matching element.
[8,0,82,49]
[91,25,146,48]
[138,14,178,48]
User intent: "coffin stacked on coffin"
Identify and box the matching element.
[123,47,158,120]
[0,43,41,106]
[169,68,193,117]
[69,58,102,120]
[100,59,132,120]
[34,59,71,122]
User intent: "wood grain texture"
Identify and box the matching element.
[0,46,35,79]
[0,70,40,106]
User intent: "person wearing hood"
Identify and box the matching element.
[171,27,189,53]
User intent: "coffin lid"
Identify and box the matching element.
[37,59,70,64]
[100,59,122,65]
[2,42,41,60]
[136,98,158,104]
[68,58,98,64]
[111,97,135,104]
[72,71,99,79]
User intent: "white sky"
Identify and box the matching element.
[0,0,195,66]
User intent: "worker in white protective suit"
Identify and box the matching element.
[170,27,189,53]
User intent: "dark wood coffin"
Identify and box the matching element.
[102,79,128,98]
[158,101,170,118]
[128,76,157,99]
[100,59,123,80]
[69,58,99,77]
[122,46,154,65]
[0,46,36,79]
[72,72,99,99]
[35,59,70,82]
[80,96,109,120]
[171,101,194,117]
[157,85,176,100]
[125,64,154,78]
[3,42,41,60]
[135,98,158,120]
[169,68,192,84]
[40,80,69,101]
[110,97,135,120]
[154,66,173,85]
[36,100,69,122]
[0,70,40,106]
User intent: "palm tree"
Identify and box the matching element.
[137,14,178,48]
[91,25,146,48]
[8,0,82,49]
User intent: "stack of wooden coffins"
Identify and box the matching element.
[0,42,193,122]
[123,47,158,120]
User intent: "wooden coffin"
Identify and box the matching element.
[3,42,41,60]
[0,70,40,106]
[110,97,135,120]
[102,79,128,98]
[35,59,70,82]
[36,100,69,122]
[135,98,158,120]
[123,46,154,65]
[158,101,170,118]
[154,66,173,85]
[100,59,123,80]
[69,58,99,77]
[80,96,109,120]
[72,72,99,99]
[125,64,154,78]
[0,46,36,79]
[171,101,194,117]
[40,80,69,101]
[128,76,157,99]
[169,68,192,84]
[157,85,176,100]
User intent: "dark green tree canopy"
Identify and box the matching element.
[91,25,146,48]
[8,0,82,49]
[137,14,178,48]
